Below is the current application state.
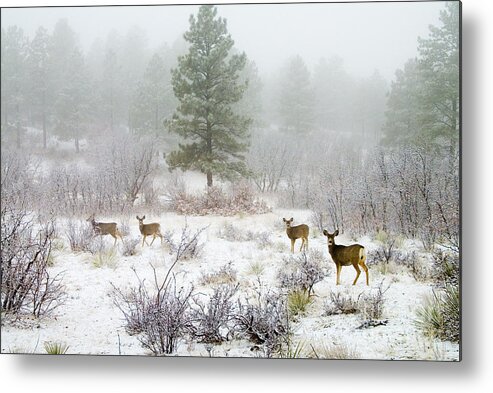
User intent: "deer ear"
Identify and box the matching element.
[136,216,139,220]
[282,218,286,222]
[143,215,145,220]
[334,229,339,236]
[323,230,328,236]
[290,217,293,222]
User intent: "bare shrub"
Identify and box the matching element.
[216,222,245,242]
[324,290,361,316]
[122,237,140,257]
[403,251,432,282]
[199,262,237,286]
[163,225,206,261]
[359,280,391,321]
[168,183,270,216]
[67,219,94,252]
[190,284,239,344]
[1,204,65,317]
[89,237,118,268]
[278,250,327,296]
[217,222,272,247]
[432,250,459,288]
[112,225,207,354]
[234,286,291,358]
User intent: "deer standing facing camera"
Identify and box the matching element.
[323,229,369,286]
[136,215,163,247]
[283,217,309,253]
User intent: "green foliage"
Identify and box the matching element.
[167,5,251,186]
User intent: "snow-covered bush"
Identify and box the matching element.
[278,250,327,296]
[199,262,237,286]
[89,237,118,268]
[324,290,361,316]
[359,280,391,321]
[113,272,194,355]
[168,183,270,216]
[1,204,65,317]
[234,288,291,357]
[190,284,238,344]
[121,237,140,257]
[216,222,272,247]
[163,225,206,261]
[67,219,94,252]
[112,225,206,355]
[432,250,459,288]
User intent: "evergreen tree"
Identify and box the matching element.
[417,2,460,153]
[131,53,174,135]
[278,55,314,134]
[166,5,251,187]
[383,58,423,145]
[383,2,459,150]
[313,56,351,132]
[1,26,27,148]
[53,48,91,153]
[27,26,51,148]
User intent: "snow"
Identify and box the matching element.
[1,208,459,360]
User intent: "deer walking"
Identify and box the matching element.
[86,214,123,246]
[323,229,369,286]
[136,215,163,247]
[283,217,309,253]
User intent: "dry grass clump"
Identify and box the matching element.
[199,262,238,286]
[308,342,361,360]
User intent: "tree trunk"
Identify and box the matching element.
[75,129,80,153]
[42,112,47,149]
[16,103,21,149]
[207,171,213,187]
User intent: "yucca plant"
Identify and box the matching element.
[415,285,459,342]
[287,290,313,317]
[44,341,69,355]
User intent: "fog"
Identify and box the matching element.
[2,1,442,80]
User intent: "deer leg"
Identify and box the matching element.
[291,239,295,253]
[112,234,117,246]
[299,238,304,252]
[360,260,369,286]
[159,234,163,245]
[150,234,156,246]
[142,235,146,247]
[305,237,308,251]
[352,264,361,285]
[336,264,342,285]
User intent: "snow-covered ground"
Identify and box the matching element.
[0,208,459,360]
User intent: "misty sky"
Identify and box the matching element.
[1,1,446,81]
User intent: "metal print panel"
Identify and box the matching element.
[0,1,461,360]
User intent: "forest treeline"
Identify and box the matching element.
[1,3,459,246]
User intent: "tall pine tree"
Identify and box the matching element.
[166,5,251,187]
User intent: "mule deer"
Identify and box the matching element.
[323,229,369,286]
[136,215,163,247]
[283,217,309,253]
[86,214,123,246]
